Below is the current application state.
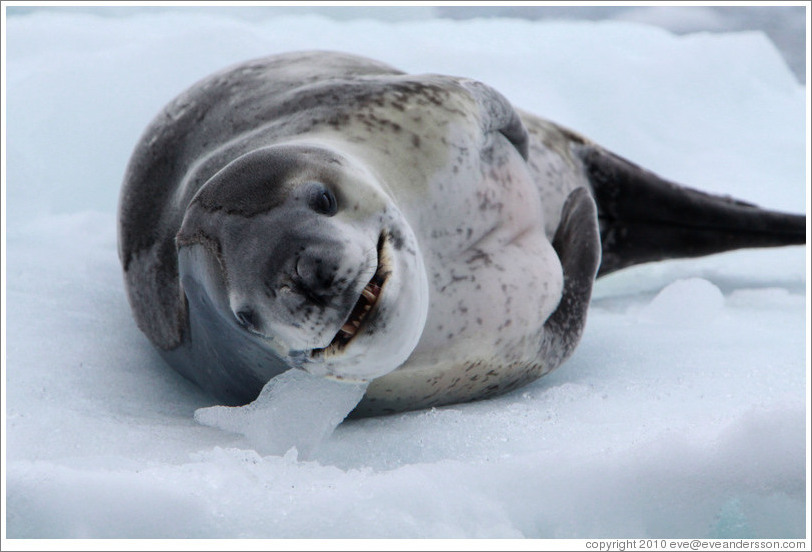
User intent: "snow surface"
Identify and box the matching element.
[3,9,809,540]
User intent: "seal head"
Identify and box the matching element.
[175,143,429,385]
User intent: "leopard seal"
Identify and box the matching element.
[119,51,806,417]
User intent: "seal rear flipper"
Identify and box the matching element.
[542,187,601,366]
[573,145,807,276]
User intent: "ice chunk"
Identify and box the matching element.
[194,369,367,459]
[638,277,724,327]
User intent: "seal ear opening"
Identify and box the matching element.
[542,187,601,366]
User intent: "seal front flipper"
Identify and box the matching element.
[542,187,601,368]
[573,145,807,276]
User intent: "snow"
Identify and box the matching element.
[635,278,725,327]
[3,8,809,542]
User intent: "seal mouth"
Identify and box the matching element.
[312,231,391,357]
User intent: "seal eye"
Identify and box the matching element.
[307,184,338,216]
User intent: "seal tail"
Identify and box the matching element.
[573,145,807,277]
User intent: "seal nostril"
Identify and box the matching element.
[235,308,259,330]
[296,255,335,294]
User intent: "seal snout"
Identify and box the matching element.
[292,248,341,307]
[313,230,392,357]
[230,242,350,335]
[227,229,392,356]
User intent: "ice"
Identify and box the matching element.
[3,7,807,541]
[194,370,367,459]
[616,6,732,33]
[637,278,725,327]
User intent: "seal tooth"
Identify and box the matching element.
[361,287,376,303]
[340,323,356,336]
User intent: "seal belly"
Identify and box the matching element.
[355,356,548,417]
[356,186,600,417]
